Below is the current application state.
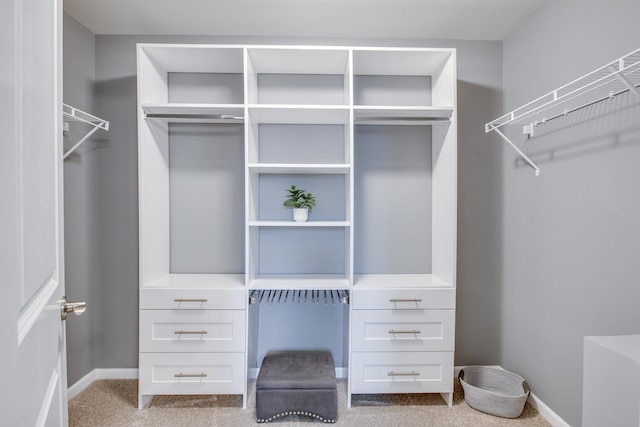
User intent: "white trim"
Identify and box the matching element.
[455,365,570,427]
[527,392,571,427]
[67,368,139,400]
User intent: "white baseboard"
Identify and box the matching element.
[527,391,571,427]
[67,368,138,400]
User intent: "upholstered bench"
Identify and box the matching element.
[256,351,337,423]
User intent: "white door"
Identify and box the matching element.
[0,0,68,425]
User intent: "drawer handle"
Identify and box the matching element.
[174,330,208,335]
[388,371,420,376]
[389,298,422,303]
[174,298,208,303]
[174,372,207,378]
[388,330,421,334]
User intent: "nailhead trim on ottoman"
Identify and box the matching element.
[256,352,337,423]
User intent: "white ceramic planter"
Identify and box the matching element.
[293,208,309,222]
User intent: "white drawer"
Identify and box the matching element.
[352,288,455,310]
[350,351,454,394]
[139,352,244,395]
[352,310,454,352]
[140,310,245,353]
[140,288,246,310]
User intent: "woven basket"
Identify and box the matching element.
[458,366,530,419]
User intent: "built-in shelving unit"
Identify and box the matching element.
[486,48,640,175]
[137,43,457,410]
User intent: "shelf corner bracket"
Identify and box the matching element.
[487,124,540,176]
[62,103,110,160]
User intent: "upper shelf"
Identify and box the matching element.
[485,48,640,175]
[486,48,640,133]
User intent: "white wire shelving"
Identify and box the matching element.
[63,103,110,159]
[485,48,640,176]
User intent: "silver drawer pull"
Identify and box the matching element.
[388,371,420,376]
[388,330,421,334]
[174,372,207,378]
[389,298,422,303]
[174,330,208,335]
[174,298,208,303]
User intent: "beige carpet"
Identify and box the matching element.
[68,379,552,426]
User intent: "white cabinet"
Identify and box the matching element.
[137,43,456,409]
[583,335,640,427]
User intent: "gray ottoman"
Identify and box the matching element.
[256,351,337,423]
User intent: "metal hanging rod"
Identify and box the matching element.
[63,103,109,159]
[145,113,244,120]
[249,289,349,305]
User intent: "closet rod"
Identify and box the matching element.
[145,113,244,120]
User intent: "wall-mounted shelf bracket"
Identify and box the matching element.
[63,103,109,159]
[485,48,640,176]
[488,124,540,176]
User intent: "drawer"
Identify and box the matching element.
[140,310,246,353]
[352,288,455,310]
[140,287,246,310]
[350,351,454,394]
[352,310,454,352]
[139,352,245,395]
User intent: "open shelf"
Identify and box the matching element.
[142,273,245,289]
[248,164,350,174]
[248,220,351,227]
[249,274,351,290]
[353,274,453,288]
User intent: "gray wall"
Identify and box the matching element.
[501,0,640,425]
[63,13,97,385]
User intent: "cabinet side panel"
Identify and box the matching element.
[139,120,170,283]
[431,124,456,284]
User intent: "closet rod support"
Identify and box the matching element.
[488,124,540,176]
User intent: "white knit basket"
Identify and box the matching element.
[459,366,530,419]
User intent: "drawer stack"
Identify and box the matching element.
[138,287,246,407]
[350,287,455,402]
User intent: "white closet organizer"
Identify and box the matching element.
[137,44,457,409]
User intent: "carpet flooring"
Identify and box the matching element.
[68,379,552,426]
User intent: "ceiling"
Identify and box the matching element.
[63,0,546,41]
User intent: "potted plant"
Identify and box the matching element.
[283,185,316,222]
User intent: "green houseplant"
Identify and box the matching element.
[283,185,316,222]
